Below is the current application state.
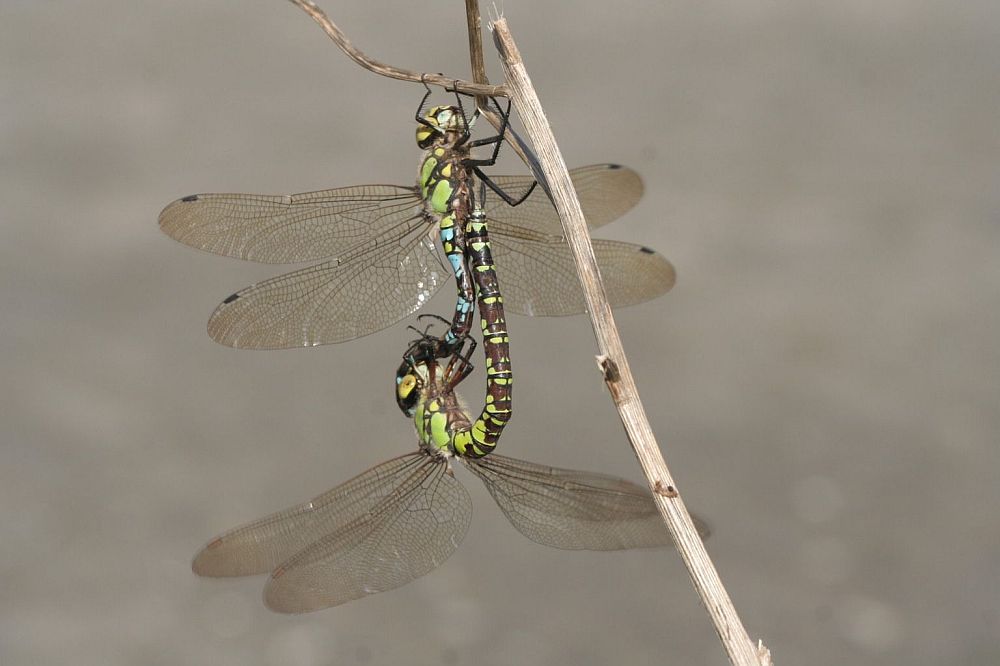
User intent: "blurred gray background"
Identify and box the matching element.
[2,1,998,664]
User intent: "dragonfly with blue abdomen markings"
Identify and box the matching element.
[159,91,675,350]
[191,188,706,613]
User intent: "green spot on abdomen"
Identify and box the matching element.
[453,430,471,456]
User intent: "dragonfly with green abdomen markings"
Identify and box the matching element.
[193,328,708,613]
[159,90,674,350]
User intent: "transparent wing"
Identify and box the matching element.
[206,227,447,348]
[263,456,472,614]
[465,454,709,550]
[192,453,431,578]
[158,185,423,264]
[488,236,676,316]
[482,164,643,235]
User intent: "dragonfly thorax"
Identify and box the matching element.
[396,354,473,456]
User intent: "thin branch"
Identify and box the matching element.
[491,18,771,666]
[286,0,505,97]
[462,0,547,192]
[286,0,542,180]
[464,0,490,110]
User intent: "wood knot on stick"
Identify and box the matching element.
[654,480,678,497]
[596,355,620,383]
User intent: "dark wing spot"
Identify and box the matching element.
[607,164,622,170]
[639,246,655,254]
[222,292,240,304]
[181,194,199,202]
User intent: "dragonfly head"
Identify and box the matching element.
[395,364,422,417]
[395,336,439,416]
[416,105,467,149]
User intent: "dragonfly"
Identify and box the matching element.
[192,332,708,613]
[192,202,707,612]
[159,89,675,350]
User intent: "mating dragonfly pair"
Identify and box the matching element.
[162,88,702,613]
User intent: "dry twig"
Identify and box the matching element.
[286,0,503,96]
[464,0,490,109]
[285,0,543,175]
[491,17,771,666]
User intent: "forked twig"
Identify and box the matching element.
[286,0,503,96]
[490,18,771,666]
[285,0,542,176]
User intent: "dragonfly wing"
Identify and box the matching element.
[465,454,708,550]
[192,453,431,578]
[263,457,472,613]
[482,164,643,235]
[159,185,422,264]
[488,236,675,316]
[206,228,446,348]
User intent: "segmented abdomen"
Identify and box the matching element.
[453,207,512,458]
[418,148,476,349]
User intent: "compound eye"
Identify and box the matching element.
[436,109,454,127]
[397,374,417,400]
[415,125,435,148]
[424,106,444,125]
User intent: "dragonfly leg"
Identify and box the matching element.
[401,328,442,371]
[414,75,439,131]
[445,337,478,387]
[474,167,538,207]
[447,81,482,142]
[405,323,441,348]
[416,313,452,328]
[406,315,471,363]
[461,98,540,206]
[415,313,471,358]
[461,97,510,159]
